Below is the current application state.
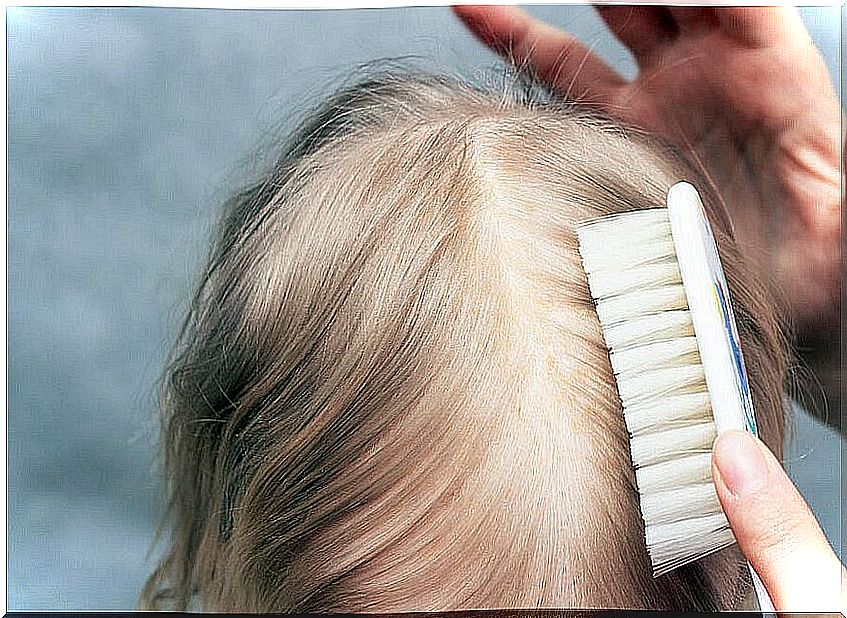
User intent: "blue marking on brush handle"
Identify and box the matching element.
[714,278,757,436]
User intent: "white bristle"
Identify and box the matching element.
[601,310,695,349]
[584,261,682,298]
[594,284,689,326]
[647,514,737,577]
[616,364,707,406]
[624,392,712,436]
[576,207,732,578]
[610,336,700,376]
[629,422,717,467]
[635,452,713,492]
[640,482,723,527]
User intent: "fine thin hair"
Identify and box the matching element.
[142,71,787,612]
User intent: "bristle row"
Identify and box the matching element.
[577,208,731,578]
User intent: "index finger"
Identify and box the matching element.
[452,5,625,104]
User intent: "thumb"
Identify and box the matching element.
[712,430,846,613]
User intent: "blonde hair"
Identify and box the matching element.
[143,73,786,612]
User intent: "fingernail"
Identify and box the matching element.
[713,430,769,497]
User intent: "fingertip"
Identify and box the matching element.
[452,4,526,53]
[451,4,518,25]
[712,428,771,462]
[450,4,480,21]
[712,429,750,464]
[712,430,770,499]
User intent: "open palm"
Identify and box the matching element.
[455,5,841,340]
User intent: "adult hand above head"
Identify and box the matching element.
[453,5,842,343]
[712,430,847,613]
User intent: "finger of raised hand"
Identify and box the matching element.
[715,7,808,48]
[453,5,624,104]
[594,5,677,62]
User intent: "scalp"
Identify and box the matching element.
[145,73,787,612]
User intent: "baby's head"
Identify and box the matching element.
[145,73,786,612]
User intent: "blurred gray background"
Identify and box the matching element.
[7,5,843,610]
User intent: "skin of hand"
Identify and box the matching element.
[712,430,847,613]
[454,5,843,416]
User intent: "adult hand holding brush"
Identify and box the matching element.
[713,430,846,613]
[454,5,842,419]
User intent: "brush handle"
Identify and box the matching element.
[668,183,777,614]
[667,182,756,436]
[749,561,775,613]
